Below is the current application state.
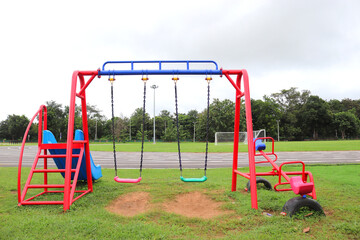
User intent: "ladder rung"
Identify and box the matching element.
[21,201,64,205]
[38,154,81,158]
[33,169,76,173]
[28,184,65,188]
[73,140,87,144]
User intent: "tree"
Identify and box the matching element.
[197,99,235,142]
[0,115,29,140]
[298,95,332,139]
[46,100,67,141]
[86,104,105,140]
[341,99,360,119]
[157,110,173,141]
[251,97,281,138]
[130,108,151,141]
[161,120,177,142]
[269,88,310,140]
[334,111,360,139]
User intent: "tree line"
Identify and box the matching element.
[1,87,359,142]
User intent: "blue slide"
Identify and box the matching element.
[43,129,102,181]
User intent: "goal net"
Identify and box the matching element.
[214,129,266,145]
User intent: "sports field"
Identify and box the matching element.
[88,139,360,152]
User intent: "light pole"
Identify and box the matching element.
[150,85,159,144]
[129,118,131,141]
[95,119,98,141]
[276,120,280,141]
[193,122,196,142]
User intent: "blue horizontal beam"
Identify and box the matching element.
[99,69,222,76]
[99,60,222,76]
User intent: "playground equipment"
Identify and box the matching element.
[173,75,211,182]
[233,137,324,216]
[18,105,102,208]
[18,60,237,211]
[109,74,145,184]
[17,60,322,213]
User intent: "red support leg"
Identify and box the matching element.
[231,73,242,192]
[79,74,94,192]
[243,70,258,209]
[63,71,79,211]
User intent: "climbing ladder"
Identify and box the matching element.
[18,106,94,210]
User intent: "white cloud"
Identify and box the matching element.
[0,0,359,121]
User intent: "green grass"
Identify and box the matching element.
[1,164,360,239]
[3,140,360,152]
[87,140,360,152]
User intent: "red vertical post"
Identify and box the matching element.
[63,71,79,211]
[231,73,242,191]
[79,73,94,192]
[43,107,48,192]
[243,70,258,209]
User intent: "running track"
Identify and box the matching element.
[1,146,359,169]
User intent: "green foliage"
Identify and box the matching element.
[0,114,29,140]
[2,88,360,142]
[334,111,360,139]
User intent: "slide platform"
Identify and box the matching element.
[42,129,102,181]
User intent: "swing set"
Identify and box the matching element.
[17,60,322,214]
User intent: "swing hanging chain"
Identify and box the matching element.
[139,77,147,177]
[204,78,211,176]
[109,76,117,177]
[173,79,183,175]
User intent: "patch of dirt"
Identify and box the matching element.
[106,191,234,219]
[106,192,151,217]
[163,191,233,219]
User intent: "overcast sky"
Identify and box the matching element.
[0,0,359,122]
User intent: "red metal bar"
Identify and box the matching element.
[258,150,291,182]
[78,74,93,192]
[233,169,250,179]
[20,191,47,204]
[72,189,92,204]
[278,161,306,183]
[77,72,98,97]
[43,108,48,192]
[69,147,85,202]
[20,147,42,202]
[63,71,79,211]
[27,184,65,188]
[21,201,64,205]
[224,72,243,94]
[18,105,46,203]
[38,154,81,158]
[33,169,76,173]
[224,72,243,192]
[242,70,258,209]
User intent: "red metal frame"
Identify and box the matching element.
[18,66,270,211]
[222,69,258,209]
[18,71,98,211]
[224,69,318,209]
[230,134,317,209]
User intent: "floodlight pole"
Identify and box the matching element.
[150,85,159,144]
[276,120,280,141]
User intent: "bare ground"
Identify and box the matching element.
[106,191,233,219]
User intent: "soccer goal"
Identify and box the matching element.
[214,129,266,145]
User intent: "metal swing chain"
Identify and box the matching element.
[173,77,183,175]
[139,77,148,177]
[204,78,211,176]
[109,77,117,177]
